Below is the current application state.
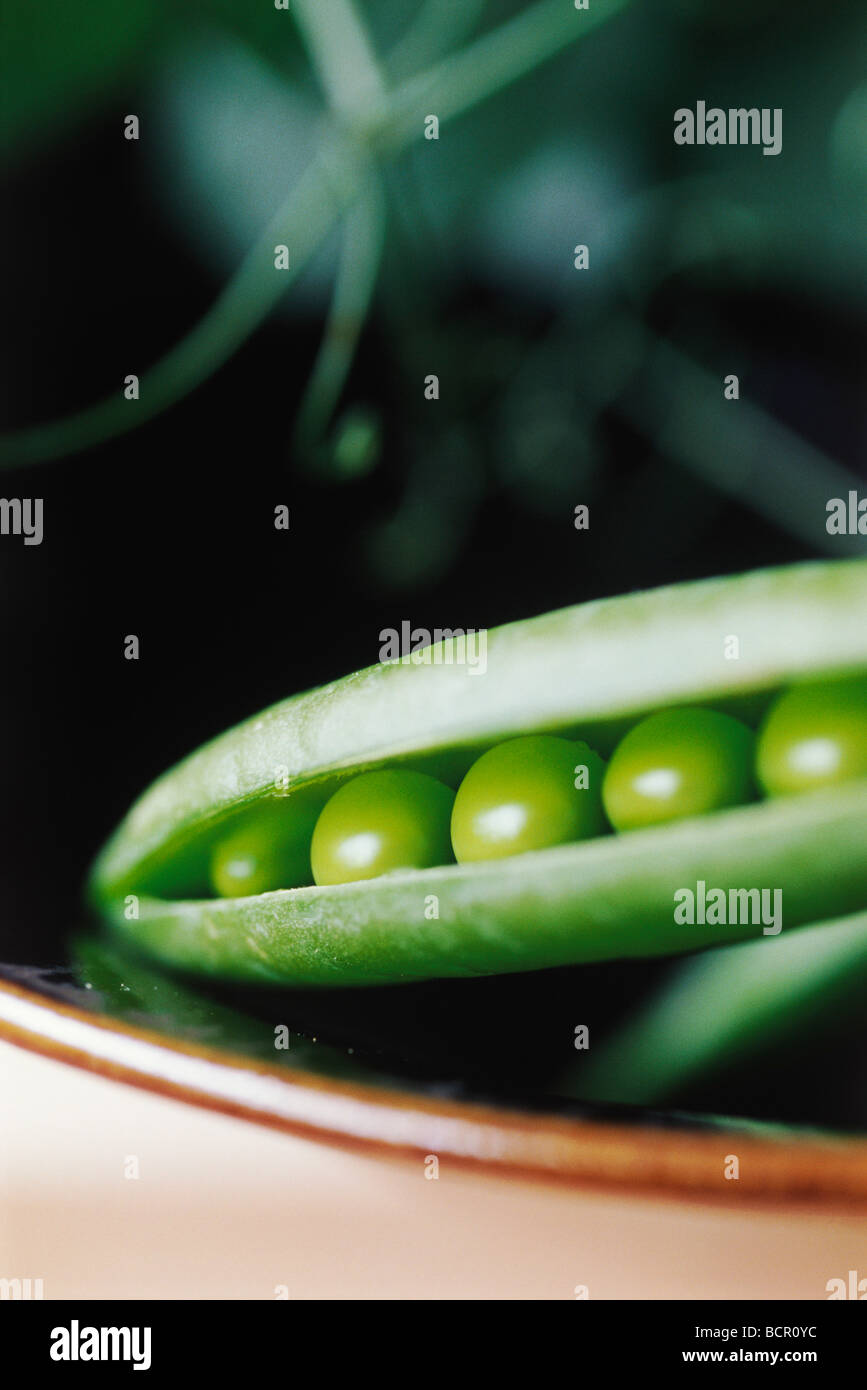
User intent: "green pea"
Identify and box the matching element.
[310,769,455,886]
[756,674,867,797]
[451,735,605,863]
[210,799,318,897]
[602,708,754,832]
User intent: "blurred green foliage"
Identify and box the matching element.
[2,0,865,579]
[0,0,160,158]
[0,0,321,161]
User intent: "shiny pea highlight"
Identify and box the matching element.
[756,673,867,797]
[310,769,455,886]
[451,735,606,863]
[602,708,755,832]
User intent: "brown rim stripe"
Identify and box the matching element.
[2,977,866,1206]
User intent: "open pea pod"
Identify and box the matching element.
[89,560,867,987]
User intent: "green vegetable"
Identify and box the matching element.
[561,909,867,1105]
[602,708,754,832]
[451,735,605,862]
[88,559,867,986]
[756,673,867,798]
[310,770,454,886]
[211,797,319,898]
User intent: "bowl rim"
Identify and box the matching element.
[2,975,865,1208]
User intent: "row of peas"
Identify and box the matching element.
[210,674,867,895]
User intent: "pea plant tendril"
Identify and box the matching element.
[0,0,630,470]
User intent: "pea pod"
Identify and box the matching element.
[88,560,867,986]
[559,909,867,1105]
